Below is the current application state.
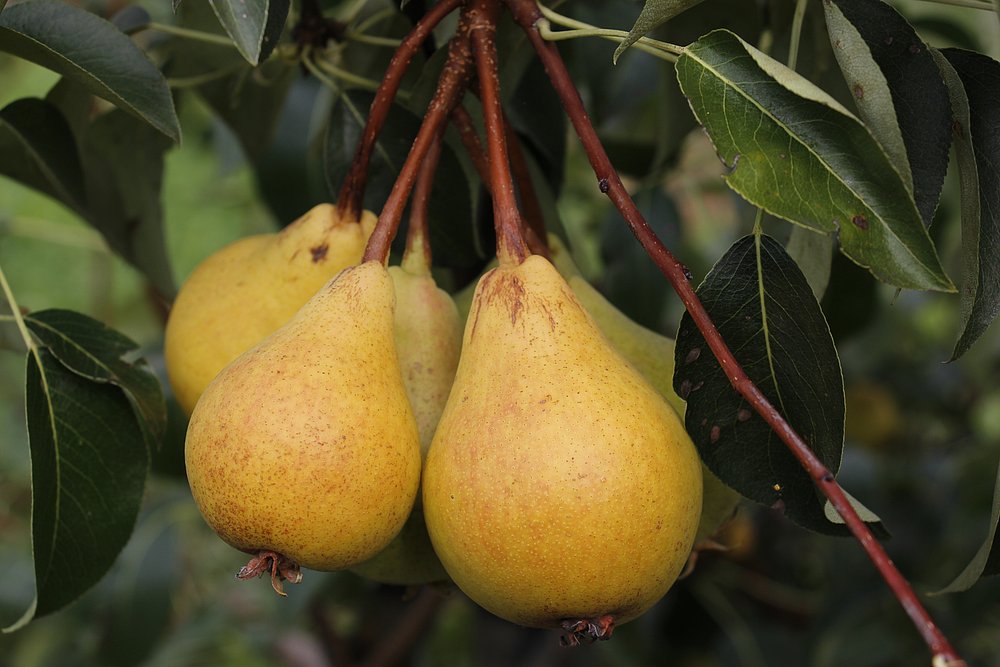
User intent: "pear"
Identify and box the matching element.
[185,261,421,573]
[165,204,377,413]
[351,252,460,585]
[422,255,703,633]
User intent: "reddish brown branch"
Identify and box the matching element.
[468,0,529,265]
[362,17,476,264]
[337,0,464,220]
[504,0,964,664]
[450,105,491,186]
[403,128,443,272]
[451,101,548,257]
[502,111,548,255]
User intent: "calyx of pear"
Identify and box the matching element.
[350,250,460,586]
[422,253,703,637]
[184,261,421,585]
[165,203,376,413]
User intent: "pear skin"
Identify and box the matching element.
[185,261,421,571]
[423,255,702,629]
[351,260,460,585]
[165,204,377,413]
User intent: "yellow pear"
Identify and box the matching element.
[185,261,421,573]
[566,274,740,541]
[351,252,460,585]
[165,204,377,413]
[422,255,703,633]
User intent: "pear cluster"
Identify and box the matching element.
[170,210,716,634]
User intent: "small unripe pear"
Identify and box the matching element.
[351,253,460,585]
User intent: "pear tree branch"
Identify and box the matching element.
[402,127,443,273]
[362,16,476,264]
[468,0,529,265]
[503,0,964,664]
[337,0,465,220]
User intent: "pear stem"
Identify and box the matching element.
[469,0,530,266]
[450,105,492,189]
[501,107,549,257]
[362,25,475,264]
[451,101,550,258]
[504,1,965,664]
[401,129,442,276]
[336,0,464,222]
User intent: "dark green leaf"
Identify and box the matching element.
[96,497,181,666]
[0,97,86,213]
[209,0,289,65]
[674,234,878,534]
[84,108,176,298]
[43,80,176,297]
[0,0,180,141]
[324,91,479,269]
[24,309,167,452]
[614,0,705,64]
[4,349,148,629]
[675,30,953,292]
[936,458,1000,593]
[824,0,951,226]
[940,48,1000,359]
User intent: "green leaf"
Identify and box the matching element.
[41,80,175,297]
[940,48,1000,359]
[324,91,479,269]
[209,0,289,65]
[936,458,1000,593]
[673,234,880,535]
[614,0,705,64]
[675,29,953,292]
[824,0,951,226]
[0,97,87,214]
[4,349,148,630]
[24,309,166,452]
[786,226,834,300]
[0,0,180,142]
[87,108,176,298]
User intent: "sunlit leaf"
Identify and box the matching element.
[674,234,881,534]
[676,30,953,292]
[0,0,179,141]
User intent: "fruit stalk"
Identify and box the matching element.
[336,0,464,220]
[363,25,475,264]
[449,105,491,186]
[403,124,443,272]
[469,0,529,265]
[501,108,548,255]
[504,0,963,663]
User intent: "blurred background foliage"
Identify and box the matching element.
[2,0,1000,665]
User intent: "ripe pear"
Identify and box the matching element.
[423,255,703,631]
[185,261,421,572]
[165,204,377,413]
[351,252,460,585]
